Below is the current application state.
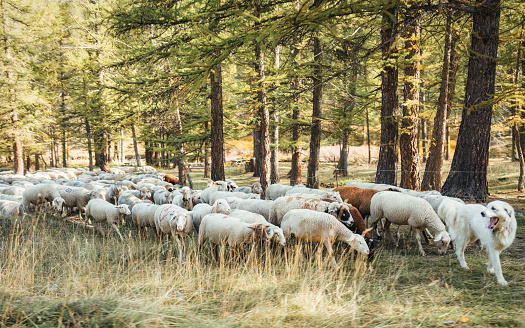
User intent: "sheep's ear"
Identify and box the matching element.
[347,235,356,242]
[361,227,373,237]
[434,232,443,242]
[266,228,274,238]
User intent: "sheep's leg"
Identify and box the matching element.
[384,221,398,248]
[369,216,382,240]
[414,228,426,256]
[487,249,507,286]
[175,237,184,263]
[111,223,124,241]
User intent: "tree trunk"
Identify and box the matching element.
[210,55,225,181]
[306,0,324,189]
[62,129,67,168]
[513,32,524,191]
[270,45,280,184]
[420,117,427,163]
[290,48,302,186]
[337,130,349,177]
[85,117,94,171]
[421,12,455,191]
[445,26,460,161]
[120,129,124,163]
[441,0,501,201]
[204,121,210,178]
[399,10,421,190]
[25,154,31,173]
[254,1,270,197]
[35,154,40,171]
[12,117,24,176]
[376,4,399,185]
[50,142,55,168]
[131,124,141,167]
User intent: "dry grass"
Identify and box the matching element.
[1,160,524,327]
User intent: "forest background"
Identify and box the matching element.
[1,0,524,201]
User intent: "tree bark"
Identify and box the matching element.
[131,124,141,167]
[254,1,270,197]
[290,49,302,186]
[210,54,225,181]
[204,121,210,178]
[441,0,501,201]
[399,10,421,190]
[62,129,67,168]
[445,26,460,161]
[306,0,324,189]
[421,12,455,191]
[35,154,40,171]
[420,117,427,163]
[376,4,399,185]
[270,45,280,184]
[25,154,31,173]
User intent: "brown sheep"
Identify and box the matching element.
[164,174,179,185]
[333,186,381,219]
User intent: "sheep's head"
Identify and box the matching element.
[248,194,260,200]
[212,199,231,214]
[53,197,65,212]
[166,192,174,203]
[346,234,370,256]
[206,179,215,188]
[174,212,188,232]
[88,190,103,199]
[117,204,131,216]
[434,231,451,256]
[140,187,152,200]
[216,181,228,191]
[269,227,286,246]
[251,182,263,194]
[328,203,354,227]
[322,191,343,202]
[248,224,270,242]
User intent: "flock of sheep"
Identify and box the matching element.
[0,166,517,285]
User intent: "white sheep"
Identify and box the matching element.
[265,183,294,200]
[234,182,263,195]
[281,209,369,267]
[191,199,231,231]
[153,188,174,205]
[228,209,286,246]
[198,213,270,258]
[22,183,65,214]
[286,190,343,203]
[118,193,152,213]
[200,183,228,204]
[105,183,123,205]
[58,186,104,219]
[84,199,130,241]
[369,191,451,256]
[0,200,24,217]
[172,186,193,210]
[154,204,193,262]
[269,196,354,228]
[131,202,160,235]
[234,199,273,221]
[208,190,259,205]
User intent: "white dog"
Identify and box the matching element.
[445,201,516,286]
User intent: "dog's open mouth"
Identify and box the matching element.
[488,216,499,229]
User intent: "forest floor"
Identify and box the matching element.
[0,159,524,327]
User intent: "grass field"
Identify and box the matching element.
[1,159,524,327]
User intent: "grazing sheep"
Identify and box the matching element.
[84,199,130,241]
[0,200,24,217]
[58,186,104,219]
[369,191,451,256]
[225,179,238,191]
[198,213,269,257]
[154,204,193,262]
[234,199,273,221]
[105,183,123,205]
[265,183,305,200]
[332,186,381,218]
[121,180,137,190]
[228,209,286,246]
[208,191,259,205]
[172,186,193,210]
[118,193,152,214]
[286,190,343,203]
[22,184,65,214]
[163,174,179,185]
[153,188,174,205]
[269,196,354,229]
[191,199,232,231]
[281,209,369,267]
[200,182,229,203]
[234,182,263,195]
[131,203,160,235]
